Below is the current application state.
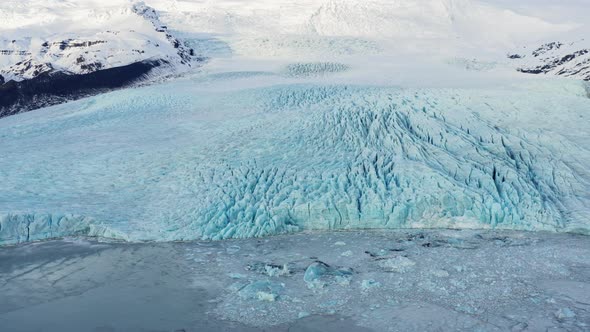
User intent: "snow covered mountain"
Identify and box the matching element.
[510,40,590,81]
[1,0,587,117]
[0,0,195,81]
[0,0,589,245]
[0,0,200,116]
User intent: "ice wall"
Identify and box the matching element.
[0,80,588,245]
[176,85,586,240]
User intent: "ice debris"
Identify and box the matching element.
[377,256,416,272]
[555,308,576,321]
[432,269,450,278]
[298,311,311,319]
[246,262,290,277]
[265,264,290,277]
[303,261,353,288]
[341,250,353,257]
[237,280,284,301]
[361,279,381,291]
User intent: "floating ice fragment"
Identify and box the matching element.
[246,262,289,277]
[361,279,381,291]
[555,308,576,321]
[432,269,450,278]
[378,256,416,272]
[335,275,351,286]
[298,312,310,319]
[238,280,284,301]
[303,261,353,288]
[256,292,277,302]
[365,249,390,258]
[303,261,331,284]
[265,264,290,277]
[341,250,353,257]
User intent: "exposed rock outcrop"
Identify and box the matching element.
[511,41,590,81]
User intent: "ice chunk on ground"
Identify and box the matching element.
[237,280,284,301]
[303,262,331,284]
[555,308,576,321]
[341,250,353,257]
[378,256,416,272]
[360,279,381,291]
[265,264,290,277]
[256,291,278,302]
[303,261,353,288]
[431,269,450,278]
[297,311,310,319]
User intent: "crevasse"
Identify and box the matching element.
[0,83,588,245]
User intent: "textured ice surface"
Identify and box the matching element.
[0,77,589,245]
[204,230,590,330]
[285,62,350,78]
[1,230,588,331]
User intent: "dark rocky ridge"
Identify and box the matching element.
[512,41,590,81]
[0,3,199,118]
[0,60,167,118]
[517,49,590,80]
[131,2,195,65]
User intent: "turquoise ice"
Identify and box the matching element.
[1,78,589,245]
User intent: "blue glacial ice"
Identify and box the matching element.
[0,79,589,245]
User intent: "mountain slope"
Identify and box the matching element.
[0,0,195,81]
[0,0,200,116]
[510,40,590,81]
[1,0,588,116]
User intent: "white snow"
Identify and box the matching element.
[510,39,590,81]
[1,0,586,81]
[0,0,195,81]
[378,256,416,273]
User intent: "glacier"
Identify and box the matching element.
[3,1,590,331]
[1,75,589,245]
